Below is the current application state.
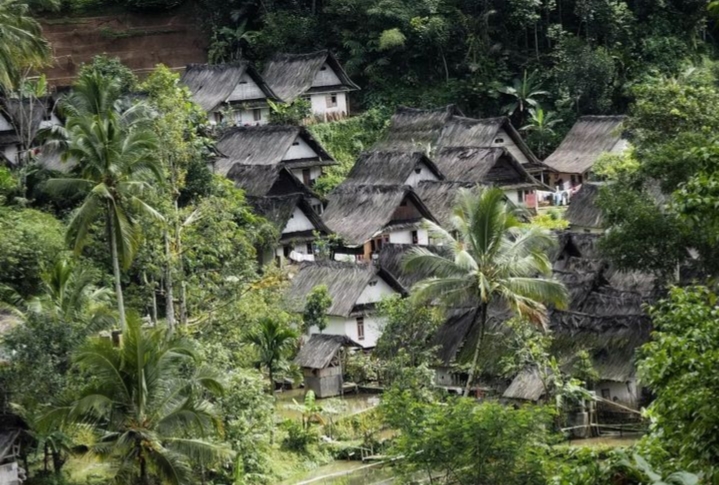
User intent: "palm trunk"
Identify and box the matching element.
[268,367,274,394]
[108,208,127,329]
[164,231,175,329]
[139,453,148,485]
[463,302,488,397]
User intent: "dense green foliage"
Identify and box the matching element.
[0,0,49,91]
[302,284,332,334]
[639,286,719,482]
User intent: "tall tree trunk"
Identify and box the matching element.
[108,208,127,329]
[463,302,488,397]
[174,200,188,326]
[164,231,175,329]
[139,448,148,485]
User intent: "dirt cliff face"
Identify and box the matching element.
[40,5,208,86]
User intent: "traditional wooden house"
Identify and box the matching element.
[213,125,336,190]
[249,194,331,264]
[0,97,49,167]
[294,334,360,398]
[372,105,463,152]
[262,50,360,120]
[339,151,444,188]
[564,182,604,233]
[322,185,438,260]
[433,146,547,208]
[543,116,628,189]
[181,62,280,126]
[285,261,407,347]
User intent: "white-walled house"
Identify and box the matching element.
[262,50,360,120]
[249,194,331,265]
[181,62,280,126]
[213,125,336,197]
[321,185,439,261]
[543,116,628,189]
[339,151,444,188]
[285,261,407,348]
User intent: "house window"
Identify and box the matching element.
[42,110,52,122]
[292,141,300,146]
[306,243,313,254]
[311,202,323,214]
[320,66,327,71]
[326,94,338,108]
[253,109,262,122]
[399,199,407,207]
[239,80,248,85]
[570,174,577,186]
[411,230,419,244]
[302,169,312,186]
[414,167,422,174]
[601,389,611,399]
[356,317,365,341]
[494,137,505,144]
[283,246,291,258]
[578,174,584,184]
[517,190,525,202]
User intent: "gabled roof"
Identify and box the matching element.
[226,163,313,197]
[285,260,407,318]
[322,185,437,246]
[181,62,279,112]
[377,243,453,290]
[372,105,463,152]
[215,125,335,168]
[565,182,604,230]
[249,194,330,238]
[543,116,627,174]
[294,334,360,369]
[339,151,444,187]
[262,50,360,103]
[433,146,543,188]
[0,97,47,146]
[414,180,476,228]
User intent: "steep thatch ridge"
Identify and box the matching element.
[181,62,278,112]
[227,164,311,197]
[216,125,334,170]
[285,261,404,317]
[414,181,476,228]
[249,194,329,237]
[294,334,359,369]
[322,185,437,246]
[434,146,542,188]
[340,151,443,187]
[437,116,505,147]
[377,243,453,289]
[262,50,359,103]
[373,105,462,151]
[565,182,604,229]
[543,116,627,174]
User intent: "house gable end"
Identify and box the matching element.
[355,274,398,305]
[312,63,342,88]
[283,134,320,161]
[226,73,266,102]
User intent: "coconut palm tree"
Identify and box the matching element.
[0,0,50,92]
[244,317,297,393]
[497,70,549,125]
[47,72,162,329]
[52,316,232,485]
[521,107,563,158]
[403,187,568,396]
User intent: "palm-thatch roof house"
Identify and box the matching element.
[543,116,628,189]
[262,50,360,120]
[214,125,336,189]
[339,151,444,188]
[565,182,604,233]
[0,97,57,167]
[181,62,280,126]
[372,105,463,152]
[294,334,360,398]
[322,185,438,260]
[227,164,312,198]
[433,146,548,208]
[249,194,331,264]
[285,261,407,347]
[413,181,476,229]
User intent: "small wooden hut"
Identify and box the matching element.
[294,334,359,398]
[262,50,360,119]
[543,116,628,188]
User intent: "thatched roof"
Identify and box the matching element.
[181,62,278,112]
[0,97,47,146]
[503,368,545,401]
[216,125,334,168]
[565,183,604,229]
[322,185,437,246]
[340,151,443,187]
[543,116,627,174]
[414,181,476,228]
[294,334,359,369]
[226,164,313,197]
[372,105,462,152]
[262,50,360,103]
[285,261,406,317]
[433,146,544,188]
[249,194,329,239]
[377,243,454,289]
